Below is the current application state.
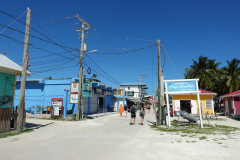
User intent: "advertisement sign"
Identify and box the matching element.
[51,100,62,106]
[96,88,102,95]
[127,91,134,96]
[104,91,112,96]
[117,89,122,96]
[166,81,197,93]
[70,82,79,93]
[70,93,78,104]
[150,99,157,103]
[83,82,92,91]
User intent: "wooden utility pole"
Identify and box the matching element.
[17,7,31,132]
[157,39,163,125]
[76,22,85,120]
[75,15,92,120]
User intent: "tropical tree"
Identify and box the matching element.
[91,74,98,79]
[184,56,220,90]
[219,58,240,93]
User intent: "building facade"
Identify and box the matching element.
[172,89,217,115]
[114,83,149,111]
[0,54,30,132]
[14,78,117,117]
[221,90,240,116]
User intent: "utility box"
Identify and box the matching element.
[51,98,63,117]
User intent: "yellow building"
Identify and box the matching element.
[172,89,217,115]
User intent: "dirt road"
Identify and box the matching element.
[0,111,239,160]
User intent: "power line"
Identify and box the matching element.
[85,54,120,84]
[90,32,156,42]
[31,11,75,25]
[0,33,77,61]
[95,43,157,55]
[0,23,78,51]
[31,64,77,74]
[29,59,73,71]
[161,44,182,77]
[0,10,26,34]
[83,62,120,86]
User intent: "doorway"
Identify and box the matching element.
[180,100,191,113]
[99,97,104,112]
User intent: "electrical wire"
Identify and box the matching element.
[0,33,77,61]
[31,64,77,74]
[90,32,156,42]
[83,62,120,86]
[161,44,182,77]
[95,44,157,55]
[0,10,26,34]
[85,54,120,84]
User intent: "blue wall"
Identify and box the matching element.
[14,78,116,116]
[14,79,74,115]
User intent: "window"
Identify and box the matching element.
[206,100,212,109]
[128,87,130,90]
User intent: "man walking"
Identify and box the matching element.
[130,104,136,125]
[124,104,128,117]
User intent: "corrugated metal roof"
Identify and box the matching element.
[221,90,240,98]
[199,89,217,95]
[0,54,30,75]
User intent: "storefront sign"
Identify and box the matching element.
[51,100,62,106]
[127,91,134,96]
[150,99,157,103]
[83,82,92,91]
[70,82,79,93]
[117,89,122,96]
[96,88,102,95]
[166,81,197,93]
[104,90,112,96]
[70,93,78,104]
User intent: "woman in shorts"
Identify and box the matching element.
[139,105,145,125]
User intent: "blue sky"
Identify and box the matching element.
[0,0,239,95]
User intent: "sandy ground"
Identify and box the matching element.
[0,111,239,160]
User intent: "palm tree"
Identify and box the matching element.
[208,59,222,91]
[220,58,240,93]
[91,74,98,79]
[185,56,210,90]
[185,56,221,90]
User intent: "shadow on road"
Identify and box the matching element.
[25,122,54,130]
[147,120,156,125]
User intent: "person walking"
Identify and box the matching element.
[119,104,123,117]
[139,105,145,125]
[130,104,136,125]
[124,104,128,117]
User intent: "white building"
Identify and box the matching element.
[113,83,150,111]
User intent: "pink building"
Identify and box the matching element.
[221,90,240,116]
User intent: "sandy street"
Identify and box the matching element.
[0,111,239,160]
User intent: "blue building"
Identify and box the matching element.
[14,78,117,117]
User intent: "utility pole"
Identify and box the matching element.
[157,39,163,125]
[75,15,92,120]
[17,7,31,132]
